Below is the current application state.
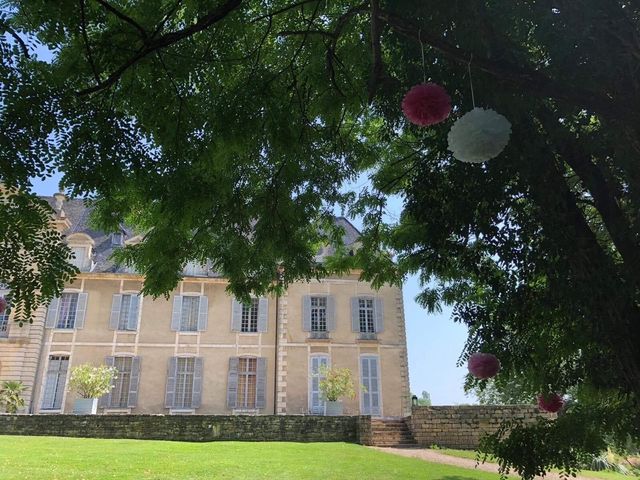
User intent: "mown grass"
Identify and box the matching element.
[0,436,506,480]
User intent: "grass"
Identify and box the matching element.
[435,448,639,480]
[0,435,506,480]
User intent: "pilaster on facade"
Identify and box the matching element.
[276,292,288,414]
[395,287,411,417]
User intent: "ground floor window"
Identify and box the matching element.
[174,357,196,408]
[237,357,257,409]
[42,355,69,410]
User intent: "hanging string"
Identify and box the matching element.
[467,53,476,108]
[419,29,426,83]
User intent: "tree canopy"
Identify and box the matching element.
[2,1,640,477]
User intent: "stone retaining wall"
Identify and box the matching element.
[410,405,555,449]
[0,414,366,443]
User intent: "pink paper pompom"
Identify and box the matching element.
[468,352,501,379]
[0,297,6,315]
[537,393,564,413]
[402,83,452,126]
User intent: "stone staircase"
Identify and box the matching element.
[369,418,418,448]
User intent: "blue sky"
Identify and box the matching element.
[31,173,473,405]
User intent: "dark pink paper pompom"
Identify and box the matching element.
[402,83,452,126]
[468,352,501,379]
[537,393,564,413]
[0,297,6,315]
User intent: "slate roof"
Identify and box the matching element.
[43,196,361,275]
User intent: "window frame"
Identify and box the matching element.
[109,356,134,408]
[358,298,376,334]
[236,357,258,409]
[117,293,140,331]
[41,354,70,411]
[174,357,196,409]
[56,292,79,329]
[0,295,10,338]
[310,296,328,333]
[240,298,259,333]
[179,295,200,332]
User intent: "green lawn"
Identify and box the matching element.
[0,436,503,480]
[436,449,639,480]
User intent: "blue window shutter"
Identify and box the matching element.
[256,357,267,409]
[127,295,140,331]
[231,299,242,332]
[164,357,177,408]
[351,297,360,332]
[127,356,141,408]
[197,296,208,332]
[170,296,182,331]
[109,294,122,330]
[191,357,203,409]
[302,296,311,331]
[75,293,88,329]
[257,298,268,333]
[374,298,384,333]
[226,357,239,409]
[45,297,60,328]
[99,356,115,408]
[326,296,336,331]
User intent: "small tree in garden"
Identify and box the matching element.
[0,380,26,413]
[68,364,117,399]
[318,366,357,402]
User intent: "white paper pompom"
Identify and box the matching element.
[447,107,512,163]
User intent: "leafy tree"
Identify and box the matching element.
[412,391,431,406]
[68,364,117,399]
[470,378,534,406]
[2,1,640,477]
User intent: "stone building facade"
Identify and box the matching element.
[0,194,411,417]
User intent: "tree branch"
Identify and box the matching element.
[2,23,30,58]
[378,10,637,124]
[368,0,383,103]
[78,0,243,95]
[94,0,148,39]
[80,0,101,83]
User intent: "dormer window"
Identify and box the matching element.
[111,232,124,246]
[70,246,87,270]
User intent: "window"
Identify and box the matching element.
[117,294,140,331]
[241,299,259,333]
[110,357,133,408]
[0,299,9,338]
[183,261,206,277]
[361,356,381,416]
[174,357,195,409]
[237,357,257,409]
[359,298,375,333]
[57,293,79,329]
[309,355,329,414]
[69,246,87,270]
[111,232,124,246]
[180,296,200,332]
[42,355,69,410]
[311,297,327,332]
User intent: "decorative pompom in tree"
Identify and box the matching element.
[401,83,452,126]
[537,393,564,413]
[447,107,512,163]
[467,352,501,379]
[0,297,7,315]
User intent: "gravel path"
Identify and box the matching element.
[369,447,597,480]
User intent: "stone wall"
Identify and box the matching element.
[0,414,367,443]
[410,405,555,449]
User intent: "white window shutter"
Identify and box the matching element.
[164,357,178,408]
[75,293,88,329]
[231,299,242,332]
[99,356,115,408]
[170,296,182,331]
[191,357,203,408]
[351,297,360,332]
[109,294,122,330]
[128,356,141,408]
[256,357,267,409]
[257,298,268,333]
[326,296,336,331]
[45,297,60,328]
[374,298,384,333]
[226,357,239,409]
[127,295,140,331]
[302,296,311,331]
[197,296,208,332]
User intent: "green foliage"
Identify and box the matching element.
[0,380,26,413]
[412,391,431,406]
[470,377,535,406]
[68,364,117,399]
[2,1,640,476]
[318,366,357,402]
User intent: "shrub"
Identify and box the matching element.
[318,366,357,402]
[0,380,26,413]
[68,364,117,399]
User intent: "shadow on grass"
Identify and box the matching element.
[440,477,493,480]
